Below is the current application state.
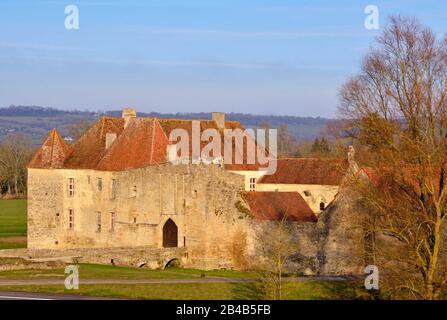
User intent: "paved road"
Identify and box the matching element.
[0,275,358,286]
[0,291,119,300]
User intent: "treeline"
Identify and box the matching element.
[0,134,34,198]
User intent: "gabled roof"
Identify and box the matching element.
[96,118,168,171]
[241,191,317,222]
[158,118,268,171]
[63,117,124,169]
[259,158,349,185]
[28,113,267,171]
[28,128,71,169]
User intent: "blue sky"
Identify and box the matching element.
[0,0,446,117]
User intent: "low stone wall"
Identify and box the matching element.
[0,247,187,270]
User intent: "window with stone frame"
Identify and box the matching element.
[97,178,103,191]
[130,185,137,198]
[110,212,116,232]
[249,178,257,191]
[68,209,74,230]
[96,212,102,232]
[110,179,117,199]
[68,178,75,197]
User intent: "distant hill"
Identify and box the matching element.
[0,105,331,146]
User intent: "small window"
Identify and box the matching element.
[303,190,311,197]
[130,185,137,198]
[68,209,74,230]
[111,179,117,199]
[97,212,102,232]
[110,212,116,232]
[133,217,137,224]
[68,178,75,197]
[87,176,91,184]
[320,202,325,211]
[97,178,103,191]
[249,178,256,191]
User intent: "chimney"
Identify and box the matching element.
[212,112,225,129]
[347,145,359,173]
[122,108,136,128]
[105,132,117,150]
[347,145,355,164]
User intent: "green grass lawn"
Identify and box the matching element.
[0,199,27,249]
[0,199,27,237]
[0,262,368,299]
[0,263,262,280]
[0,281,366,300]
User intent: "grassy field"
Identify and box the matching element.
[0,263,261,280]
[0,263,368,299]
[0,199,27,249]
[0,281,365,300]
[0,201,368,299]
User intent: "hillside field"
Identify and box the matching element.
[0,199,27,249]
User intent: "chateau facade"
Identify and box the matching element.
[26,109,366,273]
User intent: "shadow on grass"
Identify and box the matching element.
[230,279,269,300]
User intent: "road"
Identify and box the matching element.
[0,291,119,300]
[0,275,357,286]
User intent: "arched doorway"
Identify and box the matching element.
[163,218,178,248]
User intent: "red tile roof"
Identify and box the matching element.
[259,158,349,185]
[28,128,72,169]
[63,117,124,169]
[241,191,317,222]
[28,114,268,171]
[360,166,445,195]
[96,118,168,171]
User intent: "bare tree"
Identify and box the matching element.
[68,119,93,140]
[0,134,33,197]
[339,16,447,299]
[246,214,300,300]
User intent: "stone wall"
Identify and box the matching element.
[27,164,367,274]
[28,163,253,270]
[317,188,366,275]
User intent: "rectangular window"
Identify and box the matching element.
[130,185,137,198]
[96,212,102,232]
[68,209,74,230]
[97,178,102,191]
[111,179,117,199]
[68,178,75,197]
[249,178,257,191]
[110,212,116,232]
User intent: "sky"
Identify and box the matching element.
[0,0,446,117]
